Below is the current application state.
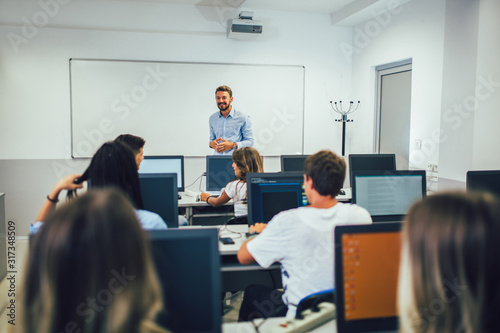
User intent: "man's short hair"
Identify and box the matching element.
[114,134,145,155]
[304,150,345,197]
[215,85,232,98]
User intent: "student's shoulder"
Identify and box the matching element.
[270,207,305,224]
[135,209,168,230]
[336,202,372,220]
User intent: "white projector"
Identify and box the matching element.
[227,18,263,40]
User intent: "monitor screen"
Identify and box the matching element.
[348,154,396,188]
[466,170,500,197]
[280,155,310,172]
[351,170,426,222]
[139,173,178,228]
[139,156,185,192]
[148,229,221,333]
[247,172,307,225]
[206,155,235,192]
[335,222,402,332]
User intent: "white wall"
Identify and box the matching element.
[349,0,446,171]
[0,0,351,234]
[438,0,480,181]
[472,0,500,169]
[350,0,500,181]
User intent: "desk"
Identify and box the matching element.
[223,317,336,333]
[178,195,234,225]
[180,225,282,292]
[179,188,351,226]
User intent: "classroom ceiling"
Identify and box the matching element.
[112,0,407,26]
[114,0,356,14]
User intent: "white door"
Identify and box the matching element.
[375,63,412,170]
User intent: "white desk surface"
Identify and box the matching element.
[179,187,351,206]
[222,317,336,333]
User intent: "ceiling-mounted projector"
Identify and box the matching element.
[227,12,262,40]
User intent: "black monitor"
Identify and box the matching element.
[247,172,307,225]
[148,229,221,333]
[139,156,185,192]
[348,154,396,188]
[206,155,235,192]
[466,170,500,197]
[335,222,402,332]
[139,173,178,228]
[280,154,310,172]
[351,170,426,222]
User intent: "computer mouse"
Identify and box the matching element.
[339,189,346,195]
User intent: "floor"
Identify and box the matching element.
[0,238,242,331]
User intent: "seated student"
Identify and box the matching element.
[31,141,167,233]
[115,133,188,226]
[115,133,145,169]
[200,147,263,225]
[236,150,372,321]
[18,189,170,333]
[397,191,500,333]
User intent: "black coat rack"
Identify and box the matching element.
[330,100,360,156]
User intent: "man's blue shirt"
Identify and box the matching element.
[209,108,254,155]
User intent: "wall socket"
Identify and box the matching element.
[427,163,438,172]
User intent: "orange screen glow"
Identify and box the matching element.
[341,231,401,321]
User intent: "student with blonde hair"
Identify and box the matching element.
[200,146,263,224]
[398,191,500,333]
[18,189,169,333]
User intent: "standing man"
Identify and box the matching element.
[237,150,372,321]
[209,85,254,155]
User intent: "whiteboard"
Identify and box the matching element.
[70,59,305,157]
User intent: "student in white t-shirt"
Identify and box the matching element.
[237,150,372,321]
[200,147,263,225]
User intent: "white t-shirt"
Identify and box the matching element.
[223,180,247,217]
[247,202,372,318]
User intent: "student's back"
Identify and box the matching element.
[19,189,169,333]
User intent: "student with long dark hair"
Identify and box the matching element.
[398,191,500,333]
[200,147,263,224]
[19,189,169,333]
[32,141,167,232]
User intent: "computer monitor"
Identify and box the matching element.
[206,155,235,192]
[335,222,402,333]
[247,172,307,225]
[348,154,396,188]
[280,154,310,172]
[148,229,221,333]
[139,173,178,228]
[351,170,426,222]
[466,170,500,197]
[139,155,185,192]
